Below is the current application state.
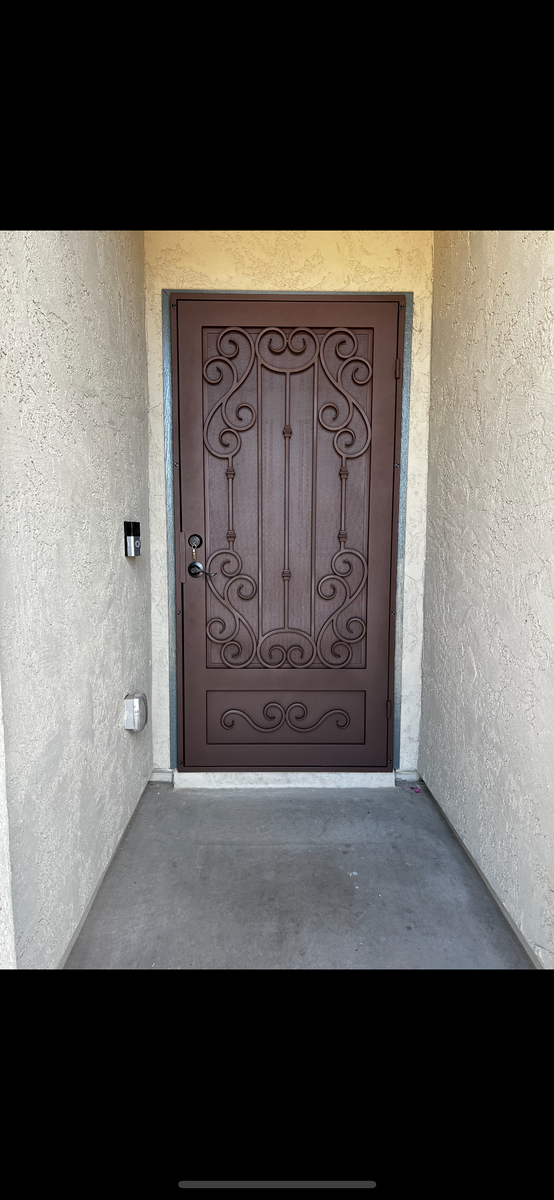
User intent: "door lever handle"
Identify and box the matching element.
[187,534,217,578]
[188,560,217,578]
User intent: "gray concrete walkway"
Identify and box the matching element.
[64,780,535,969]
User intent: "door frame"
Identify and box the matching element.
[162,290,413,772]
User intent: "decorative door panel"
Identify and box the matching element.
[206,692,366,745]
[172,296,404,770]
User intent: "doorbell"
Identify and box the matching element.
[124,521,141,556]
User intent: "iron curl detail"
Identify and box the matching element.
[318,328,372,459]
[203,328,256,460]
[316,547,368,668]
[255,327,319,374]
[257,628,317,669]
[220,702,350,732]
[206,548,258,668]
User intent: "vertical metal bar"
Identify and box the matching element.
[339,460,348,545]
[283,370,291,629]
[310,355,318,641]
[227,464,234,547]
[257,353,263,643]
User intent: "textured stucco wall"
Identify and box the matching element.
[0,230,152,969]
[144,230,433,772]
[420,231,554,968]
[0,674,16,968]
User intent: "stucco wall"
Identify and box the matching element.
[0,675,16,968]
[144,230,433,773]
[420,231,554,968]
[0,230,152,969]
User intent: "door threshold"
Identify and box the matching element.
[150,769,174,783]
[171,771,396,789]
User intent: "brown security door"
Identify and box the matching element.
[171,294,404,771]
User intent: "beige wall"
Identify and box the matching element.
[144,230,433,773]
[0,231,152,969]
[420,231,554,968]
[0,674,16,968]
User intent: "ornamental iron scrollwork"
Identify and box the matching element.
[202,326,371,668]
[203,329,258,668]
[316,329,371,667]
[221,703,350,732]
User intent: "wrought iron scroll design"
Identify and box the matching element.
[221,703,350,732]
[316,328,371,667]
[203,326,372,668]
[203,329,258,667]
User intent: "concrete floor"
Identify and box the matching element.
[64,780,535,970]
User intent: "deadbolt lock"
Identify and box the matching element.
[187,534,216,578]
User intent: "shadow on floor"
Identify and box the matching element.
[64,780,535,970]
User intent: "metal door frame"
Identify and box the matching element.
[162,290,413,771]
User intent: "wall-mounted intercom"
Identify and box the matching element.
[124,521,141,556]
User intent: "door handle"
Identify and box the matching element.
[187,534,217,578]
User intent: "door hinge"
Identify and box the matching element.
[395,359,401,379]
[386,700,392,719]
